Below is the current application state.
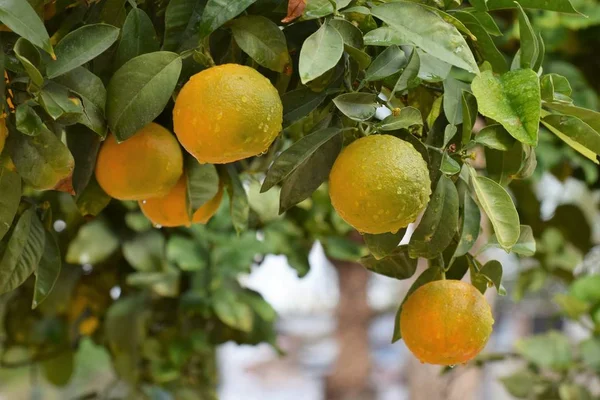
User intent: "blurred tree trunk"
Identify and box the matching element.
[325,257,374,400]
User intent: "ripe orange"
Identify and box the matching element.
[95,123,183,201]
[400,280,494,365]
[173,64,283,164]
[329,134,431,234]
[139,176,224,227]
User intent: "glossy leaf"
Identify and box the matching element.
[378,107,422,131]
[231,16,289,73]
[199,0,257,38]
[15,104,49,136]
[107,52,182,141]
[371,1,478,73]
[0,0,53,56]
[281,88,327,128]
[542,115,600,164]
[544,103,600,133]
[365,45,407,81]
[486,0,579,13]
[186,160,219,214]
[360,245,417,279]
[333,93,377,121]
[329,19,363,49]
[461,90,477,144]
[482,224,536,256]
[409,175,459,259]
[299,23,344,84]
[279,133,342,213]
[115,8,159,69]
[225,165,249,234]
[47,24,120,78]
[485,142,523,186]
[163,0,205,52]
[363,27,407,47]
[0,167,21,242]
[454,191,480,257]
[443,76,470,125]
[363,229,405,260]
[516,4,539,70]
[14,38,43,87]
[0,208,45,295]
[38,82,83,121]
[392,47,420,95]
[471,69,540,146]
[32,231,61,309]
[469,168,520,250]
[262,127,342,192]
[475,124,516,150]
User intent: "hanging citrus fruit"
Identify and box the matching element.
[95,123,183,201]
[329,134,431,234]
[173,64,283,164]
[400,279,494,365]
[139,176,223,227]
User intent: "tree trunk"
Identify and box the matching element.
[325,258,374,400]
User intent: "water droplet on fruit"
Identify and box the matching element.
[242,96,248,103]
[448,364,456,369]
[142,200,147,204]
[154,224,163,229]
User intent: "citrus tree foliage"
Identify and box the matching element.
[0,0,598,397]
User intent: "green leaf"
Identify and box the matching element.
[569,275,600,304]
[281,87,327,128]
[481,224,536,256]
[262,127,342,192]
[248,180,280,222]
[186,160,219,214]
[38,82,83,121]
[541,115,600,164]
[123,231,165,272]
[486,0,579,13]
[225,165,249,234]
[454,191,480,257]
[14,38,43,88]
[0,167,20,242]
[453,11,508,74]
[343,45,372,71]
[392,47,420,95]
[115,8,159,70]
[100,0,128,27]
[371,1,478,73]
[443,76,470,126]
[485,142,523,186]
[54,67,107,136]
[461,90,477,144]
[363,27,407,47]
[360,245,416,280]
[32,231,61,309]
[7,129,74,191]
[392,266,442,342]
[0,208,45,295]
[163,0,205,52]
[469,169,520,250]
[440,151,460,175]
[333,93,377,121]
[469,11,502,36]
[516,331,572,370]
[544,103,600,133]
[15,104,49,136]
[231,16,289,73]
[212,289,253,332]
[107,51,182,141]
[378,106,422,131]
[540,74,572,102]
[409,175,459,259]
[67,125,102,195]
[303,0,334,19]
[47,24,120,78]
[299,22,344,84]
[471,69,541,146]
[363,229,405,260]
[554,293,589,319]
[199,0,257,39]
[499,369,538,399]
[66,219,119,265]
[365,45,407,82]
[0,0,53,56]
[167,235,207,271]
[516,4,539,71]
[329,19,363,49]
[279,133,342,213]
[478,260,504,293]
[475,124,516,150]
[75,177,111,217]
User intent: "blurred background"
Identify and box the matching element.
[2,0,600,399]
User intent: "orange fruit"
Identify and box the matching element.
[329,134,431,234]
[173,64,283,164]
[95,123,183,201]
[139,176,224,227]
[400,280,494,365]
